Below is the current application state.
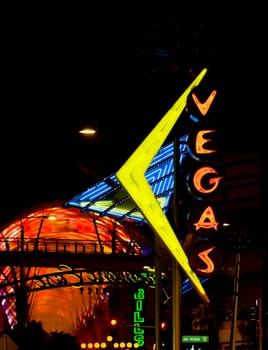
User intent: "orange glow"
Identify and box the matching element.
[191,90,217,116]
[193,166,223,194]
[193,205,219,231]
[195,130,216,154]
[110,319,117,326]
[0,203,144,335]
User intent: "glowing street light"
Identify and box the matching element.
[78,125,97,135]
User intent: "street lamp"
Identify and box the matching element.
[75,122,104,182]
[78,126,97,135]
[78,121,98,135]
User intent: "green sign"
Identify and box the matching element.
[182,335,209,343]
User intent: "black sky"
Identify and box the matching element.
[1,6,267,223]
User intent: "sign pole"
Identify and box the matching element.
[172,130,182,350]
[155,237,161,350]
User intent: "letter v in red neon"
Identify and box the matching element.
[191,90,217,116]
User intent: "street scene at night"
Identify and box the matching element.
[1,5,267,350]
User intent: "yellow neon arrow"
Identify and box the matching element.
[116,68,209,303]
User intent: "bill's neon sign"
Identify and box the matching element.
[133,288,145,347]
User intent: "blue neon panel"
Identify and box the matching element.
[63,139,187,224]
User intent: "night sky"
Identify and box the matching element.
[1,6,267,223]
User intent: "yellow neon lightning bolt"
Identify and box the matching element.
[116,68,209,303]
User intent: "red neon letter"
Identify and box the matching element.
[197,246,216,273]
[194,206,219,231]
[193,167,223,194]
[196,130,217,154]
[191,90,217,116]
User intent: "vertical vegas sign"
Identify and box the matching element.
[115,69,228,348]
[180,86,224,277]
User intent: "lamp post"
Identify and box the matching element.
[230,251,240,350]
[33,216,45,251]
[19,219,24,253]
[75,122,104,182]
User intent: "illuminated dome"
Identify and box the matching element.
[0,202,153,336]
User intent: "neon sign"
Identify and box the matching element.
[183,88,224,277]
[133,288,145,347]
[116,68,210,303]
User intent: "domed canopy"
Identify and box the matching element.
[0,202,153,335]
